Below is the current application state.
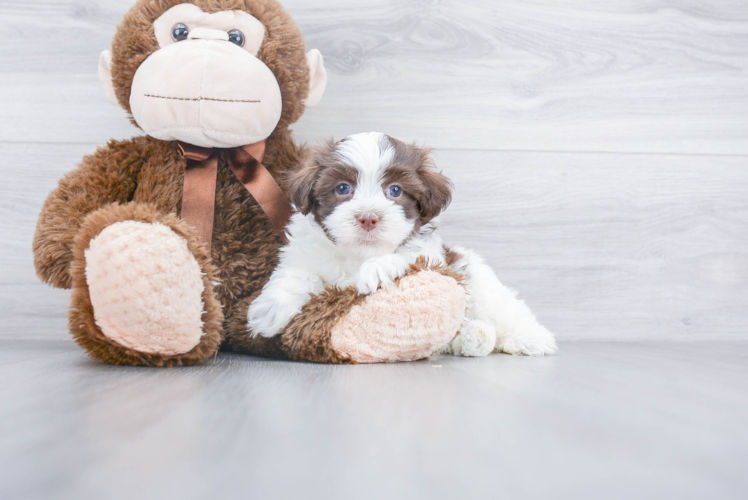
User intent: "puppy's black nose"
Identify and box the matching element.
[356,213,379,232]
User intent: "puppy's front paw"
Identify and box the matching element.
[451,320,496,357]
[247,297,291,338]
[496,323,557,356]
[355,255,410,295]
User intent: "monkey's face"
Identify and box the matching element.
[100,1,327,149]
[130,4,281,148]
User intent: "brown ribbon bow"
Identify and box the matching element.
[179,140,293,253]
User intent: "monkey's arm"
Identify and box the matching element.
[33,138,147,289]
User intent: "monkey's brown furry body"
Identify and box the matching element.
[32,0,465,366]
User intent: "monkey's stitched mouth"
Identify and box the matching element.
[144,94,260,103]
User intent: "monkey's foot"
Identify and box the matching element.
[329,269,465,363]
[85,220,206,356]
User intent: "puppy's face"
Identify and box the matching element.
[287,132,453,260]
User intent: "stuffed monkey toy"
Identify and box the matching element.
[32,0,466,366]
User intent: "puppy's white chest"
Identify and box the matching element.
[321,255,368,288]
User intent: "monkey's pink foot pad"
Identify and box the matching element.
[331,270,466,363]
[85,221,205,356]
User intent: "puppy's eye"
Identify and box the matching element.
[388,185,402,198]
[172,24,189,42]
[228,30,245,47]
[336,183,352,195]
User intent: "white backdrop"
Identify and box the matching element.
[1,0,746,341]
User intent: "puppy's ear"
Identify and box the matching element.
[286,158,319,215]
[286,138,336,215]
[416,149,453,223]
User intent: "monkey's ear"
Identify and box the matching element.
[304,49,327,108]
[98,50,119,106]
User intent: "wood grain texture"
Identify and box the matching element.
[1,340,747,499]
[0,0,747,153]
[436,149,748,341]
[2,143,746,341]
[0,0,746,341]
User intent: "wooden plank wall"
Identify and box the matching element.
[1,0,746,341]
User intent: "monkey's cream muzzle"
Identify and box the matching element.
[129,36,282,149]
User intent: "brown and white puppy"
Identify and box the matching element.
[247,132,557,357]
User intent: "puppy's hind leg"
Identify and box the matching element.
[446,319,497,357]
[449,247,557,356]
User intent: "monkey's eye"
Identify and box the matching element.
[387,185,402,198]
[228,30,245,47]
[172,23,189,42]
[336,183,352,196]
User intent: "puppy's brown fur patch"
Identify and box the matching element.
[385,136,453,226]
[443,245,464,266]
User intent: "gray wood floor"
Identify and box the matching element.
[1,339,747,500]
[1,1,747,498]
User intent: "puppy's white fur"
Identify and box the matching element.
[247,132,557,357]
